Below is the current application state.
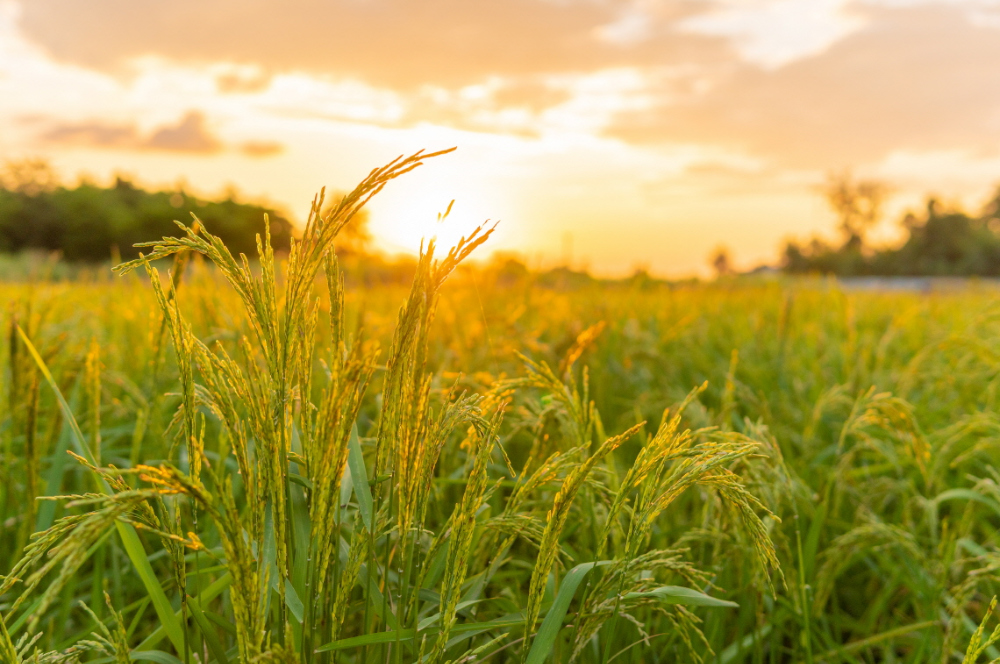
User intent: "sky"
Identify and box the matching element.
[3,0,1000,276]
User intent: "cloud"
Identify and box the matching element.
[239,140,284,157]
[491,80,574,113]
[679,0,866,69]
[595,4,655,46]
[393,71,657,137]
[14,0,720,88]
[42,121,137,148]
[41,111,285,156]
[143,111,220,152]
[607,4,1000,168]
[14,0,1000,171]
[216,68,271,94]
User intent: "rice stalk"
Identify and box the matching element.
[521,423,643,660]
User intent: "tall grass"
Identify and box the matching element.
[3,149,1000,662]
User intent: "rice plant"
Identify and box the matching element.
[3,149,1000,662]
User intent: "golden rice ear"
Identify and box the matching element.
[0,619,18,664]
[558,320,606,377]
[429,406,504,661]
[521,422,644,657]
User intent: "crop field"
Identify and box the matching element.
[5,154,1000,664]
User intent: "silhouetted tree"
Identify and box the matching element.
[824,172,888,248]
[783,183,1000,277]
[710,246,732,277]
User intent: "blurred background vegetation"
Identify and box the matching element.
[781,173,1000,277]
[0,159,294,262]
[5,158,1000,279]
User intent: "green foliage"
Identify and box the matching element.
[0,168,293,262]
[784,183,1000,276]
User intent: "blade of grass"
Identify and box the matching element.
[36,421,73,532]
[621,586,739,608]
[417,600,483,631]
[316,615,528,652]
[719,623,774,664]
[347,424,373,533]
[525,561,612,664]
[187,595,231,664]
[17,326,186,655]
[131,652,186,664]
[137,573,232,651]
[813,620,938,661]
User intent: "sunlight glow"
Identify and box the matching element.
[367,182,504,257]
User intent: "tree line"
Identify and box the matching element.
[0,159,294,261]
[781,174,1000,276]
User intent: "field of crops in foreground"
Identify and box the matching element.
[5,165,1000,664]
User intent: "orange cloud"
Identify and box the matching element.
[239,140,284,157]
[42,111,220,153]
[40,111,285,157]
[16,0,716,88]
[42,121,137,148]
[144,112,221,153]
[606,5,1000,168]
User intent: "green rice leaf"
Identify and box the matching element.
[137,573,232,651]
[17,326,186,655]
[283,577,305,623]
[36,422,73,532]
[114,523,186,654]
[340,459,354,510]
[187,595,231,664]
[719,623,774,664]
[261,503,303,622]
[316,614,527,652]
[934,488,1000,519]
[623,586,739,608]
[17,326,93,464]
[288,473,313,490]
[317,627,419,652]
[803,502,827,580]
[347,424,373,533]
[816,619,938,661]
[525,560,612,664]
[417,600,482,631]
[358,563,398,629]
[130,652,185,664]
[203,609,238,636]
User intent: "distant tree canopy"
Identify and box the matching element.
[783,173,1000,276]
[709,245,732,277]
[0,160,295,261]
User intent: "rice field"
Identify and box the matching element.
[4,152,1000,663]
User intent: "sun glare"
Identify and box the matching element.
[371,199,494,256]
[364,164,509,257]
